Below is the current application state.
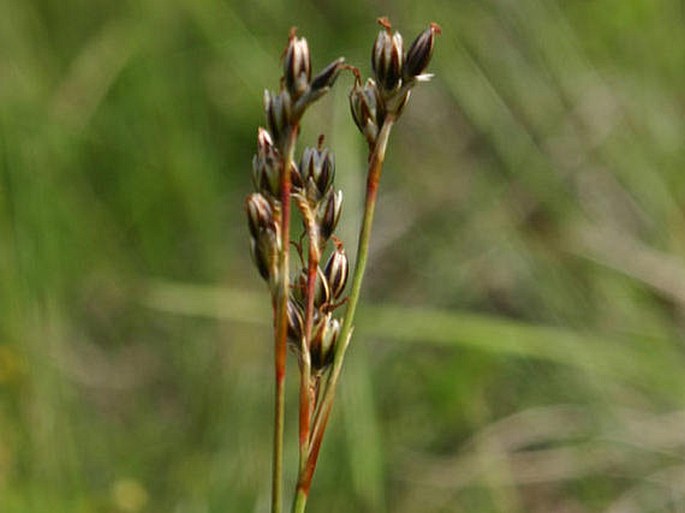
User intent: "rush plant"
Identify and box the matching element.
[245,18,440,513]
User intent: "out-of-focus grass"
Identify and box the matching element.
[1,0,685,512]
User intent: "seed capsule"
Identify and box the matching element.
[349,78,380,145]
[371,17,403,92]
[264,89,292,146]
[246,191,281,282]
[249,222,280,282]
[310,313,340,370]
[289,161,304,190]
[323,244,349,299]
[284,32,311,100]
[252,128,282,197]
[245,192,273,239]
[318,190,343,242]
[300,146,335,200]
[293,266,331,309]
[257,125,274,150]
[286,299,305,344]
[310,57,345,93]
[404,22,442,80]
[314,265,331,307]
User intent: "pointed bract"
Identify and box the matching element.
[311,57,345,93]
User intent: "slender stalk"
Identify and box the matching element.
[291,197,319,511]
[297,329,312,477]
[336,115,395,365]
[292,487,308,513]
[272,126,298,513]
[298,200,319,475]
[292,115,396,509]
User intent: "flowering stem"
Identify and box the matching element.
[292,115,396,510]
[292,487,308,513]
[298,200,319,476]
[336,114,395,360]
[272,126,298,513]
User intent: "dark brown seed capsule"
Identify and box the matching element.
[371,18,403,92]
[284,31,311,99]
[300,146,335,200]
[323,244,349,299]
[290,161,303,190]
[252,128,282,197]
[349,78,380,145]
[320,317,340,366]
[293,266,331,309]
[310,57,345,92]
[310,313,340,370]
[404,22,441,80]
[264,89,292,146]
[245,192,273,239]
[286,299,305,343]
[318,190,343,242]
[249,238,269,280]
[250,222,280,282]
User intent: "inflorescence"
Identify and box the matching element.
[244,17,440,512]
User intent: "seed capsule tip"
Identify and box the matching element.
[377,16,392,33]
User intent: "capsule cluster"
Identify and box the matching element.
[264,29,345,151]
[246,126,283,285]
[246,31,349,371]
[350,18,441,147]
[247,31,345,288]
[288,141,349,371]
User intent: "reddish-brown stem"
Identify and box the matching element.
[299,392,332,497]
[272,126,298,513]
[274,159,291,375]
[297,201,319,476]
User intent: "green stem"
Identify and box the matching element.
[272,126,298,513]
[337,115,396,364]
[292,487,308,513]
[302,115,396,494]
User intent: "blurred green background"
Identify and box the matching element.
[2,0,685,512]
